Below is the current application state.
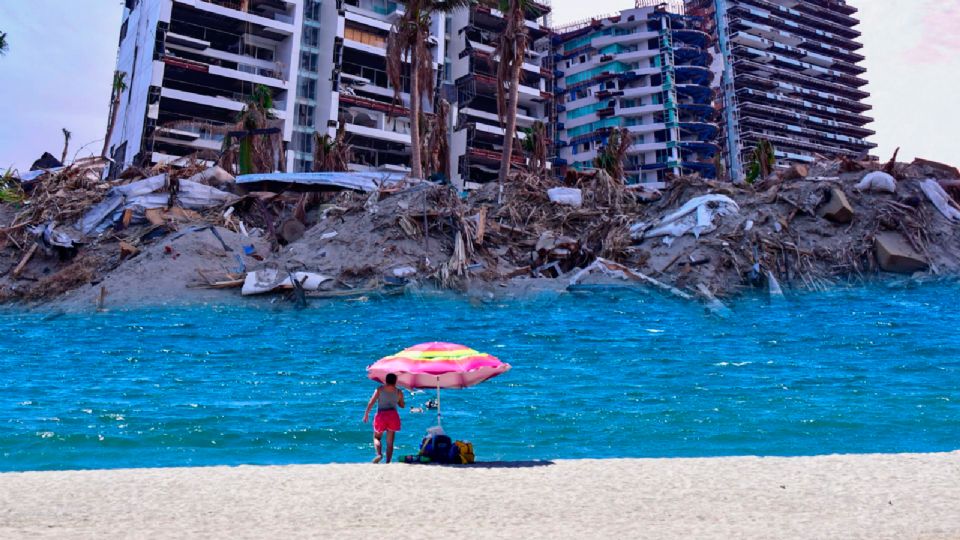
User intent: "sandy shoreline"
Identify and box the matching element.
[1,453,958,539]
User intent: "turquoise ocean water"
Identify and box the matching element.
[1,284,958,471]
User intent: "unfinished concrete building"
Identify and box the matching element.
[686,0,876,179]
[553,1,719,184]
[448,1,554,190]
[106,0,304,173]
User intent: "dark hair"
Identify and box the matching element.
[385,373,397,385]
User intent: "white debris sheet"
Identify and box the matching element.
[79,173,236,236]
[855,171,897,193]
[920,178,960,223]
[547,187,583,208]
[630,194,740,240]
[241,269,333,296]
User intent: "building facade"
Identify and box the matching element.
[291,0,447,174]
[553,2,720,184]
[447,1,554,190]
[107,0,875,186]
[107,0,304,173]
[687,0,876,180]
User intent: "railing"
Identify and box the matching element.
[198,0,295,25]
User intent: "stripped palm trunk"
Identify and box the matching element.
[494,0,529,201]
[221,84,280,175]
[60,129,72,165]
[102,71,128,158]
[387,5,432,180]
[522,120,547,174]
[409,47,423,178]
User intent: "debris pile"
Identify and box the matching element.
[1,151,960,310]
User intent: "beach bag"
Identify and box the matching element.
[454,441,475,464]
[420,433,453,463]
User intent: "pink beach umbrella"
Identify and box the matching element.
[366,342,511,426]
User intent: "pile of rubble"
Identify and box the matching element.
[1,151,959,310]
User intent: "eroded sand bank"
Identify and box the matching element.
[2,452,958,539]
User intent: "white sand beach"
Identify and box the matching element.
[1,452,958,539]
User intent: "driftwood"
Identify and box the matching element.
[12,243,38,278]
[569,258,694,301]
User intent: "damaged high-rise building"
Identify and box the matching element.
[105,0,875,187]
[106,0,305,174]
[448,1,554,190]
[687,0,877,180]
[106,0,450,178]
[552,1,720,184]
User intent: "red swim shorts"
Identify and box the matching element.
[374,409,401,433]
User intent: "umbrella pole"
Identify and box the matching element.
[436,377,442,428]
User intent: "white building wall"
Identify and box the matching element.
[107,0,170,170]
[110,0,302,172]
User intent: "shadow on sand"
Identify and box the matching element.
[461,460,555,469]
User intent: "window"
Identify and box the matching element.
[295,158,314,172]
[244,44,275,61]
[296,104,315,126]
[298,78,317,100]
[304,0,321,21]
[303,27,320,48]
[293,131,314,154]
[300,51,319,72]
[369,0,398,15]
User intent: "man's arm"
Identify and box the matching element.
[362,389,379,422]
[398,390,405,409]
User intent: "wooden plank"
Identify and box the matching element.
[12,243,38,278]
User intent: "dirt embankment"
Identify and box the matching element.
[2,155,959,311]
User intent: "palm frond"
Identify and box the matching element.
[593,128,632,181]
[745,139,775,184]
[313,120,352,172]
[221,84,283,175]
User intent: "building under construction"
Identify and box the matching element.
[687,0,876,180]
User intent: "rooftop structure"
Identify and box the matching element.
[686,0,877,179]
[553,2,720,184]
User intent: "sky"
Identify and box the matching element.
[1,0,958,172]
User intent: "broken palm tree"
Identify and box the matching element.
[101,71,127,159]
[490,0,531,194]
[221,84,283,176]
[522,120,549,176]
[424,98,451,180]
[744,139,775,185]
[387,0,470,179]
[313,119,352,173]
[593,128,632,182]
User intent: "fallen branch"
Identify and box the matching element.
[569,257,694,301]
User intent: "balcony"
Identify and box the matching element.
[184,0,296,34]
[592,29,659,49]
[341,107,412,145]
[343,0,404,26]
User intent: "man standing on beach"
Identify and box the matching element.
[362,373,404,463]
